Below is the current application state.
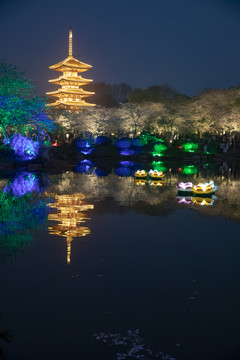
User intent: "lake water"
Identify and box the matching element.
[1,160,240,360]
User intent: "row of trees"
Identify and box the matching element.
[1,59,240,145]
[51,86,240,140]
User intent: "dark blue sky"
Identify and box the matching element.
[0,0,240,96]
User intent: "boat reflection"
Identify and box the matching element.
[177,195,216,206]
[46,194,94,265]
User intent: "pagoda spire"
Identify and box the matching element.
[47,27,95,110]
[69,26,73,57]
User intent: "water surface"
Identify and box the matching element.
[0,162,240,360]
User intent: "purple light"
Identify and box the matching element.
[120,161,134,167]
[120,149,134,156]
[81,159,94,166]
[3,172,39,197]
[177,196,192,204]
[80,147,93,155]
[8,134,39,160]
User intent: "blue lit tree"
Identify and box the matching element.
[0,60,55,158]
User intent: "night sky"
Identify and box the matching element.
[1,0,240,96]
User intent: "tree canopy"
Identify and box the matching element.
[0,60,55,139]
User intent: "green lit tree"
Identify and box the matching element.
[0,60,55,140]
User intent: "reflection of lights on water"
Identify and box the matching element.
[177,196,215,206]
[192,197,214,206]
[46,193,94,265]
[180,165,198,176]
[182,142,198,152]
[120,161,134,167]
[3,172,39,197]
[154,143,167,152]
[115,167,131,177]
[120,149,134,156]
[134,179,147,186]
[177,196,193,204]
[148,180,164,187]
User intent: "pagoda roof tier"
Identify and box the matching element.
[47,88,94,98]
[49,56,92,72]
[49,75,93,85]
[48,99,95,107]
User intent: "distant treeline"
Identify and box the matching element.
[86,82,188,106]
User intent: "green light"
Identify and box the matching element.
[181,165,198,175]
[152,152,164,157]
[182,142,198,152]
[154,143,167,152]
[152,161,163,165]
[152,161,166,172]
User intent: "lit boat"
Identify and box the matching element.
[134,179,147,186]
[134,170,148,178]
[176,182,193,193]
[148,169,165,179]
[148,180,164,187]
[192,197,214,206]
[192,181,218,195]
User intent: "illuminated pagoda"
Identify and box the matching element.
[46,193,94,265]
[46,27,95,110]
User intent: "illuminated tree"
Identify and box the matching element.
[119,103,152,136]
[0,60,55,140]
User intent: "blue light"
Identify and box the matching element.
[120,161,134,167]
[120,149,134,156]
[80,147,93,155]
[8,134,39,160]
[3,172,39,197]
[115,167,131,177]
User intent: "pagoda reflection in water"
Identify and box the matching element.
[46,193,94,264]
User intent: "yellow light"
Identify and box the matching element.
[47,27,95,110]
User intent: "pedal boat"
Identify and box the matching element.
[134,170,148,178]
[148,170,165,179]
[176,182,193,195]
[192,181,218,196]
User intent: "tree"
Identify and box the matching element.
[0,60,55,139]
